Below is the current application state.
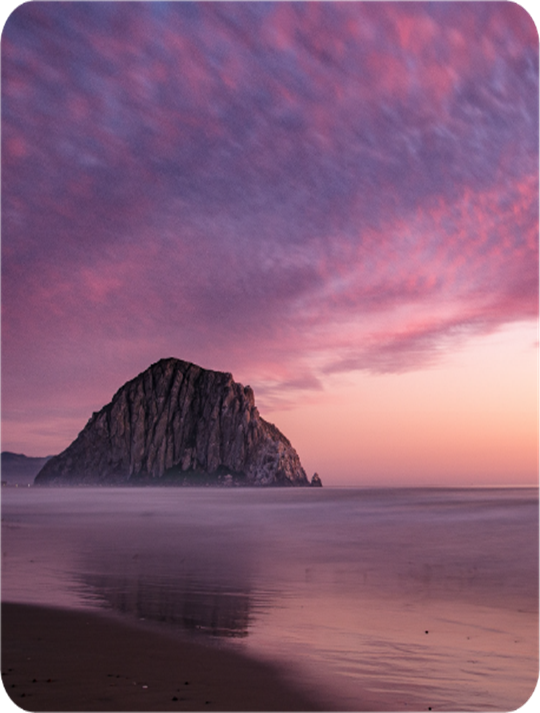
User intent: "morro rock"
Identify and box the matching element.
[34,358,316,487]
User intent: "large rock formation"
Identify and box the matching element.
[34,358,319,487]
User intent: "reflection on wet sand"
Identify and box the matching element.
[70,517,256,638]
[78,569,251,637]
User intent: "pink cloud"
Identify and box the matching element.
[1,1,537,454]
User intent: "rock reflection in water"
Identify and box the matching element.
[78,569,251,637]
[70,516,255,638]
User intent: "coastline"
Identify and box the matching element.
[1,602,324,712]
[3,487,537,712]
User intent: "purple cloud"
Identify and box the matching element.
[1,1,538,450]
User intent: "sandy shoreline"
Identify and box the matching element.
[2,602,324,711]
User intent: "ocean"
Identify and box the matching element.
[2,486,538,711]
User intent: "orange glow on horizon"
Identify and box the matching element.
[267,322,538,487]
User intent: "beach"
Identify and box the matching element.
[2,602,323,712]
[2,486,538,711]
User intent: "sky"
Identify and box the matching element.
[1,1,538,486]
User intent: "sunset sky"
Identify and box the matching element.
[2,2,538,486]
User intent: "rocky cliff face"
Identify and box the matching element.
[34,358,317,487]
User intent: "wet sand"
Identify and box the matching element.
[1,602,323,711]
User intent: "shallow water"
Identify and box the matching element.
[2,487,538,710]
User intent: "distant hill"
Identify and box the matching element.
[1,452,52,486]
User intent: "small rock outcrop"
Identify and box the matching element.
[310,472,323,487]
[34,358,317,487]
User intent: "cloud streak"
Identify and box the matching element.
[1,1,538,444]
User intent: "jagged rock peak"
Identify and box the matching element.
[34,358,316,488]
